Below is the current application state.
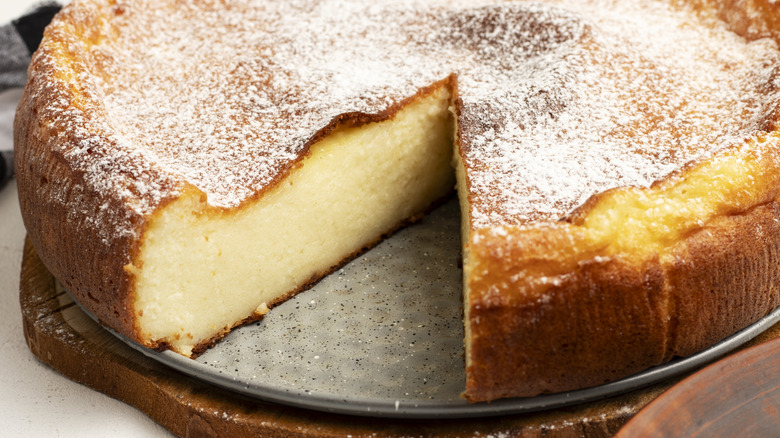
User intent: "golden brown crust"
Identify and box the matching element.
[14,98,141,341]
[14,26,139,341]
[689,0,780,43]
[464,225,668,400]
[664,201,780,357]
[463,197,780,402]
[14,2,181,344]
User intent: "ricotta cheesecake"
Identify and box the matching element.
[14,0,780,402]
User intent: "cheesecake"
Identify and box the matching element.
[15,0,780,402]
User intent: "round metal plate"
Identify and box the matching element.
[76,199,780,419]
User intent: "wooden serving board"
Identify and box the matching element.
[18,236,780,437]
[615,336,780,437]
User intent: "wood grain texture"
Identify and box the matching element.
[18,236,780,437]
[616,337,780,438]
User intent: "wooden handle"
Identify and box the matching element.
[616,336,780,437]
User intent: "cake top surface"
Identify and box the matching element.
[32,0,780,231]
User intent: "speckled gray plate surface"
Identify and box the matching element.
[76,198,780,418]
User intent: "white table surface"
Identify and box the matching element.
[0,2,171,436]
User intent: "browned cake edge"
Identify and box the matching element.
[462,152,780,401]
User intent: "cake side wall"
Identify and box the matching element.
[14,52,141,342]
[463,201,780,402]
[665,200,780,357]
[13,2,182,346]
[462,139,780,402]
[463,226,669,401]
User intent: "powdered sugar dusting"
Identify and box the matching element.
[93,0,453,208]
[456,0,780,227]
[38,0,780,231]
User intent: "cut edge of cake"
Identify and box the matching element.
[127,82,456,356]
